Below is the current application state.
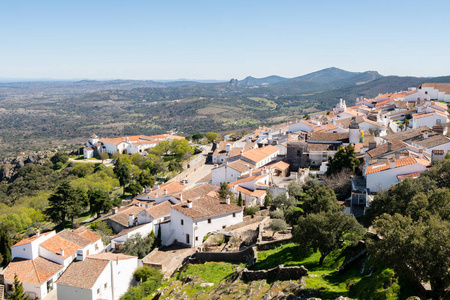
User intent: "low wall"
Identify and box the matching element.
[226,215,265,231]
[241,264,308,281]
[193,246,257,264]
[257,237,293,251]
[170,155,206,182]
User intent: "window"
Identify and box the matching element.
[7,284,13,292]
[195,236,198,241]
[47,279,53,293]
[181,219,184,225]
[233,213,236,217]
[222,225,226,229]
[95,243,99,250]
[208,219,211,224]
[97,288,100,294]
[104,283,108,289]
[425,91,428,95]
[436,119,442,125]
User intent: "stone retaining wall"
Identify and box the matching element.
[256,237,293,251]
[193,246,257,264]
[241,264,308,281]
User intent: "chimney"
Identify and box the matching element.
[112,207,118,214]
[395,151,400,159]
[36,229,40,237]
[387,142,392,152]
[226,143,231,153]
[187,200,193,208]
[419,149,424,159]
[179,194,183,202]
[240,150,244,155]
[423,131,429,139]
[249,169,253,176]
[226,195,230,205]
[129,214,135,227]
[390,159,395,169]
[60,247,64,257]
[369,141,376,150]
[214,164,218,169]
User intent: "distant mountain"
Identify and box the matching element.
[239,75,288,86]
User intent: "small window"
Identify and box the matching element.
[195,236,198,241]
[97,288,100,294]
[208,219,211,224]
[95,244,99,250]
[104,283,108,289]
[425,91,428,95]
[222,225,226,229]
[181,219,184,225]
[7,284,13,292]
[233,213,236,217]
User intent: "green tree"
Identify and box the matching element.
[158,140,172,155]
[133,266,163,283]
[67,188,87,228]
[293,211,365,265]
[10,273,30,300]
[326,144,360,175]
[287,181,303,199]
[272,193,297,210]
[370,213,450,300]
[88,189,112,218]
[155,224,162,247]
[205,132,219,143]
[218,182,233,200]
[192,133,203,143]
[114,157,132,195]
[51,151,69,165]
[70,163,95,178]
[137,170,155,190]
[46,182,86,229]
[99,152,108,163]
[126,182,143,197]
[237,192,242,206]
[171,139,193,158]
[264,188,273,207]
[121,233,153,259]
[0,230,12,265]
[301,183,342,215]
[168,160,183,172]
[269,219,287,237]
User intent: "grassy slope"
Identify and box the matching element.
[253,243,417,300]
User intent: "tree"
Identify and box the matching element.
[126,182,143,197]
[158,140,172,155]
[99,152,108,163]
[287,181,303,199]
[70,163,95,177]
[155,224,162,247]
[121,233,154,259]
[293,211,365,265]
[205,132,219,143]
[133,266,163,283]
[301,183,342,215]
[272,193,297,210]
[269,219,287,237]
[88,189,112,218]
[10,273,30,300]
[218,182,233,200]
[171,139,193,158]
[237,192,242,206]
[192,133,203,143]
[326,144,360,175]
[114,157,132,195]
[67,188,87,228]
[264,188,273,207]
[46,181,86,229]
[51,151,69,165]
[168,160,183,172]
[137,170,155,190]
[370,213,450,300]
[0,230,12,265]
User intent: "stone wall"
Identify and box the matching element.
[240,264,308,281]
[256,237,293,251]
[193,246,257,264]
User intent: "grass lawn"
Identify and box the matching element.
[253,243,417,299]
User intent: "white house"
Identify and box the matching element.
[212,141,255,164]
[404,83,450,102]
[288,120,321,133]
[365,156,429,192]
[211,159,254,185]
[98,134,185,155]
[56,253,138,300]
[411,111,448,134]
[165,196,243,247]
[409,134,450,154]
[230,145,280,168]
[83,147,94,159]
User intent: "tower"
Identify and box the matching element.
[349,117,360,144]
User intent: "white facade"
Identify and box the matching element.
[366,162,427,192]
[405,86,450,102]
[211,165,244,185]
[11,231,56,260]
[412,113,448,134]
[4,271,60,300]
[83,147,94,159]
[169,208,243,248]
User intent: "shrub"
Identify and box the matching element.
[229,236,241,248]
[270,210,284,219]
[244,206,260,216]
[134,266,164,283]
[269,219,288,237]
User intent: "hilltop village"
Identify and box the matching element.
[1,82,450,299]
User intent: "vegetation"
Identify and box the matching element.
[122,266,163,300]
[263,188,272,207]
[326,144,360,175]
[9,274,30,300]
[269,219,287,237]
[121,233,154,259]
[243,206,260,216]
[0,230,12,266]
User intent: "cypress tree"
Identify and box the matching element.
[0,230,12,265]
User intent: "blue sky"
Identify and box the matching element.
[1,0,449,80]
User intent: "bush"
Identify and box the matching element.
[244,206,260,216]
[229,236,241,248]
[269,219,288,237]
[134,266,163,283]
[270,210,284,219]
[209,234,225,246]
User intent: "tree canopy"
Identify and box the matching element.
[326,144,360,175]
[205,132,219,143]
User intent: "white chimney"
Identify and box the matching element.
[180,194,183,202]
[112,207,118,214]
[226,195,230,205]
[423,131,429,139]
[226,143,231,153]
[129,214,135,227]
[187,200,193,208]
[36,229,40,237]
[164,189,167,195]
[60,247,64,257]
[249,169,253,176]
[390,159,395,169]
[419,149,424,159]
[155,192,158,198]
[240,150,244,155]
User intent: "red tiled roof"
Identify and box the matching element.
[172,196,242,220]
[56,258,110,289]
[397,171,424,181]
[241,145,279,163]
[74,227,102,244]
[39,235,81,259]
[12,231,54,248]
[4,257,64,284]
[145,201,172,219]
[366,140,407,158]
[365,156,423,175]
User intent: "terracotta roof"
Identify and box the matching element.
[307,143,339,151]
[99,138,124,146]
[174,183,220,200]
[267,160,290,171]
[56,258,110,289]
[87,253,137,261]
[228,173,267,187]
[413,134,450,148]
[172,196,242,220]
[57,230,91,248]
[365,156,426,175]
[397,171,424,181]
[383,126,433,142]
[85,147,93,151]
[4,257,64,284]
[235,185,267,197]
[74,227,102,244]
[366,140,407,158]
[108,205,146,227]
[308,132,349,142]
[241,145,279,163]
[412,112,436,119]
[312,124,339,133]
[225,159,254,173]
[39,235,81,259]
[12,231,54,248]
[145,201,172,219]
[146,181,186,198]
[421,83,450,94]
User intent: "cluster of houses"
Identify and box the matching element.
[2,82,450,299]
